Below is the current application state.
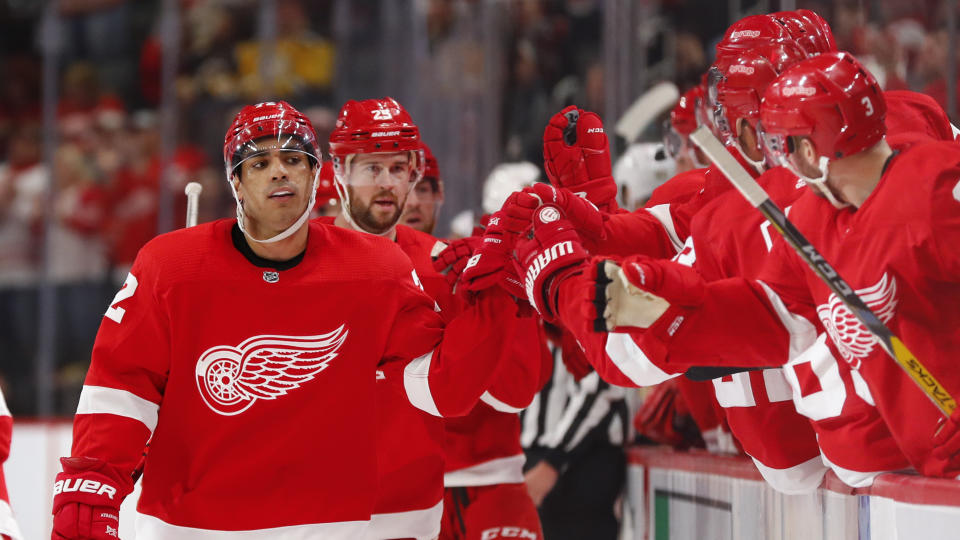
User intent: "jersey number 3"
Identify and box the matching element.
[105,273,139,323]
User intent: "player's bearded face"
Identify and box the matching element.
[344,153,416,234]
[234,146,315,237]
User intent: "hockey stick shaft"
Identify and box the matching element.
[690,126,955,416]
[184,182,203,228]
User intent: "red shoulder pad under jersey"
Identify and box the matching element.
[884,90,958,142]
[644,168,707,208]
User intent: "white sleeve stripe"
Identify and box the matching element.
[644,204,684,253]
[604,333,681,387]
[480,391,525,413]
[76,385,160,433]
[755,280,818,361]
[403,351,442,417]
[0,389,10,418]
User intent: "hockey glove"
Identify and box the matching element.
[52,457,133,540]
[432,236,482,290]
[516,205,589,323]
[542,105,619,211]
[524,183,606,242]
[933,408,960,473]
[460,212,525,299]
[590,254,704,340]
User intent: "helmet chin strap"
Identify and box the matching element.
[790,155,850,209]
[232,168,320,244]
[733,140,766,175]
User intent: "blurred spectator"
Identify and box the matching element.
[503,39,551,163]
[56,0,136,99]
[0,124,47,414]
[234,0,335,100]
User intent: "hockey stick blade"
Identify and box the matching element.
[614,81,680,143]
[690,126,955,417]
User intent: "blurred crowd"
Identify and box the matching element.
[0,0,956,416]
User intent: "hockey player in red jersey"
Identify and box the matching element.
[0,388,20,540]
[401,142,444,234]
[50,100,522,539]
[562,53,960,479]
[323,97,546,540]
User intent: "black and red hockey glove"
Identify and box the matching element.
[516,205,589,323]
[459,211,525,299]
[432,236,482,290]
[52,457,132,540]
[542,105,619,212]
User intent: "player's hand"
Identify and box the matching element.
[459,212,525,299]
[516,205,589,322]
[542,105,618,211]
[523,183,606,242]
[52,457,132,540]
[432,236,482,289]
[933,408,960,470]
[523,461,559,507]
[589,254,704,337]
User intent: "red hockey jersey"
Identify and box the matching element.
[69,219,517,537]
[392,225,550,486]
[761,141,960,478]
[0,389,20,540]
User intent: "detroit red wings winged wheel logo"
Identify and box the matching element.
[816,273,898,367]
[195,325,348,415]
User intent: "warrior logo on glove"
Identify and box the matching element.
[195,326,348,415]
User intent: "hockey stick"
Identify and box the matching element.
[185,181,203,228]
[614,81,680,144]
[131,182,204,484]
[689,126,956,417]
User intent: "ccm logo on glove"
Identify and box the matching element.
[53,479,118,499]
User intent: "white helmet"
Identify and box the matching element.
[613,143,676,210]
[481,162,540,215]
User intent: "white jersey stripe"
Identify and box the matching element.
[77,386,160,434]
[135,512,369,539]
[755,280,818,361]
[403,351,442,417]
[644,204,684,253]
[0,498,23,540]
[366,500,443,540]
[443,454,525,487]
[604,333,681,387]
[749,454,827,495]
[0,388,10,418]
[480,391,526,413]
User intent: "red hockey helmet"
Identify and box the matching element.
[759,52,885,206]
[421,141,441,189]
[664,86,706,166]
[760,52,885,161]
[223,100,320,182]
[315,160,339,206]
[717,14,793,55]
[770,9,838,56]
[328,97,424,186]
[711,40,809,146]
